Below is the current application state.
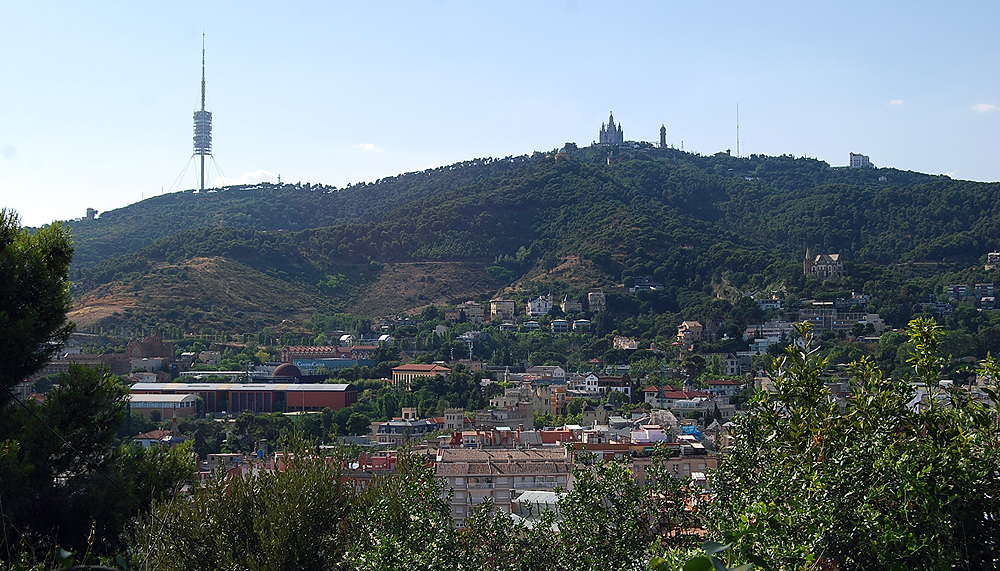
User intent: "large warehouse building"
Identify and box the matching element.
[129,382,358,414]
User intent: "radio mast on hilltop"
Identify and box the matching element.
[193,33,212,192]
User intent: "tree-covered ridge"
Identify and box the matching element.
[67,144,1000,274]
[68,145,1000,338]
[65,155,539,268]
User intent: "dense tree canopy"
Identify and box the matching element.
[705,320,1000,570]
[0,209,74,408]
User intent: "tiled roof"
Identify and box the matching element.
[392,364,451,373]
[134,429,171,440]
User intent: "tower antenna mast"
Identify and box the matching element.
[736,103,740,158]
[193,33,213,192]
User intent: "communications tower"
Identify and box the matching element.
[192,34,212,192]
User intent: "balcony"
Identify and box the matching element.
[513,481,558,489]
[467,483,495,490]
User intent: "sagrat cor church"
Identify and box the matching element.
[599,112,624,145]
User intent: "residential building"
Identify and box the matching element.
[698,353,744,376]
[572,319,591,333]
[374,418,440,446]
[445,408,473,431]
[587,290,606,312]
[474,403,535,430]
[489,299,517,322]
[282,345,378,362]
[459,301,485,324]
[946,284,970,301]
[594,373,632,398]
[561,296,583,313]
[551,319,570,333]
[526,295,553,317]
[677,321,704,349]
[525,366,567,383]
[133,429,184,448]
[975,283,995,300]
[797,304,885,334]
[613,336,640,351]
[436,448,574,527]
[630,276,664,292]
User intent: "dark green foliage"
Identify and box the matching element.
[130,443,704,571]
[133,438,351,571]
[0,209,74,408]
[705,320,1000,570]
[0,366,194,562]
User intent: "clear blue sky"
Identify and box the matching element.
[3,2,998,227]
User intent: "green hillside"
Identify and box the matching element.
[65,156,534,268]
[69,144,1000,336]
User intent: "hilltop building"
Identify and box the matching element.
[659,125,666,148]
[599,112,624,145]
[804,249,846,279]
[849,153,872,168]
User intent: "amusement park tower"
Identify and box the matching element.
[192,34,212,192]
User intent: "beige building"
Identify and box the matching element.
[436,448,574,527]
[489,299,517,322]
[677,321,704,349]
[587,290,606,312]
[391,364,451,388]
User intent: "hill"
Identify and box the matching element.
[65,156,533,268]
[68,144,1000,336]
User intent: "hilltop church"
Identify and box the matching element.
[599,112,624,145]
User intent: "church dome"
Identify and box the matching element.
[273,363,302,378]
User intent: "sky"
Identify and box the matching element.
[2,2,998,227]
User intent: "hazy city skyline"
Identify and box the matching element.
[2,1,998,227]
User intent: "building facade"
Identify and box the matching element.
[436,448,574,527]
[599,112,624,145]
[804,249,847,279]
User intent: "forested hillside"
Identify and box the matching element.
[68,144,1000,335]
[65,156,535,268]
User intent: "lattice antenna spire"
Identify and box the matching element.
[201,33,206,112]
